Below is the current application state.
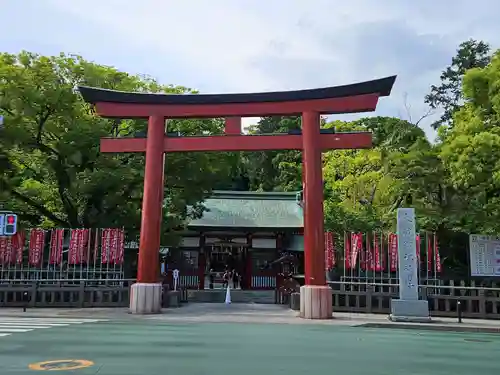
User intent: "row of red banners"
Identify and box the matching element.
[0,228,125,266]
[324,232,442,273]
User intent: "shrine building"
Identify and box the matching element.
[164,190,305,290]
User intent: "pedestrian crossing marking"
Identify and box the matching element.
[0,317,106,338]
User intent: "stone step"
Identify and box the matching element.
[188,290,276,304]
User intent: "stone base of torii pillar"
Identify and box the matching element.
[299,285,333,319]
[129,283,162,314]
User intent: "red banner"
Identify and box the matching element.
[68,229,90,264]
[388,233,398,272]
[68,229,82,264]
[416,234,421,261]
[101,228,112,264]
[28,229,45,266]
[344,232,351,269]
[49,229,64,265]
[433,233,442,273]
[359,234,366,270]
[324,231,335,270]
[373,233,383,271]
[0,237,7,265]
[0,232,24,265]
[79,229,90,264]
[93,229,99,263]
[115,229,125,265]
[426,234,433,273]
[109,229,119,264]
[350,233,362,269]
[13,231,25,264]
[364,233,375,271]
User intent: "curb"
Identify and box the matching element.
[357,322,500,334]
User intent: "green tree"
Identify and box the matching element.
[245,116,302,191]
[440,50,500,234]
[322,117,430,231]
[0,51,231,243]
[425,39,491,130]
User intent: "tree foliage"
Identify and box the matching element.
[2,39,500,272]
[425,39,491,130]
[0,52,231,244]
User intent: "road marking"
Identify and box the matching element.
[0,322,68,327]
[0,328,34,332]
[0,317,105,339]
[29,359,94,371]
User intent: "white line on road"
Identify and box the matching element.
[0,322,69,326]
[0,328,34,332]
[0,325,52,329]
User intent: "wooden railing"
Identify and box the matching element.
[0,279,135,308]
[280,280,500,319]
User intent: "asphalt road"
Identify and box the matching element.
[0,315,499,375]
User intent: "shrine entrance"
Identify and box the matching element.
[79,75,396,318]
[207,242,246,274]
[206,241,247,289]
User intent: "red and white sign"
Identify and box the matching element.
[364,234,374,271]
[49,229,64,265]
[115,229,125,265]
[79,229,90,264]
[13,231,25,264]
[373,233,383,272]
[101,228,112,264]
[324,231,335,270]
[433,233,442,273]
[0,236,7,265]
[416,234,421,261]
[350,233,362,269]
[426,235,433,273]
[344,233,351,269]
[388,233,398,272]
[0,233,23,264]
[101,228,125,264]
[28,229,45,266]
[68,229,82,265]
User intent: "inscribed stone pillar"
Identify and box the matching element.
[390,208,430,322]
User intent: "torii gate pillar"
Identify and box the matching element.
[300,111,332,319]
[130,115,165,314]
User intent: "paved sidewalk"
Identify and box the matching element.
[0,304,499,333]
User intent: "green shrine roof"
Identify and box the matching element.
[188,190,304,229]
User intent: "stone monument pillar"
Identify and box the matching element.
[390,208,430,322]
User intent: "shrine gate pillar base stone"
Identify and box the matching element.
[130,115,165,315]
[390,208,430,322]
[300,285,333,319]
[130,283,163,314]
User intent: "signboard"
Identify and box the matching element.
[0,214,4,236]
[469,235,500,276]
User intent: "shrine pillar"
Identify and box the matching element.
[130,115,165,314]
[300,111,332,319]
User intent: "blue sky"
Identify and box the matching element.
[3,0,500,140]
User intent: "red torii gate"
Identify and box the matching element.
[79,75,396,319]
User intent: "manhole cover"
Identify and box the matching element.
[29,359,94,371]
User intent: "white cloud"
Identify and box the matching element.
[34,0,500,136]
